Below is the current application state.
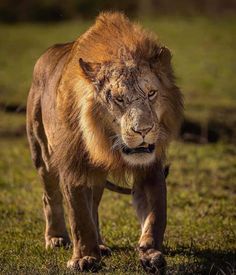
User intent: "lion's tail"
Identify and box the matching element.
[105,165,170,195]
[105,181,132,194]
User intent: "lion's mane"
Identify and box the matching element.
[51,12,183,180]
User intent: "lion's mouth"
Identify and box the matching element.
[122,143,155,155]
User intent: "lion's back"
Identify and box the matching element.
[27,42,74,164]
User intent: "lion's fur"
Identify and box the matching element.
[27,12,183,270]
[76,12,162,64]
[45,12,183,181]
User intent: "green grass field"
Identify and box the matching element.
[0,16,235,274]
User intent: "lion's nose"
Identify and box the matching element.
[131,124,154,137]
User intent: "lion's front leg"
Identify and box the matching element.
[62,178,101,272]
[133,167,167,274]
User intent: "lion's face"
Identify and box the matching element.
[100,64,161,166]
[79,54,182,167]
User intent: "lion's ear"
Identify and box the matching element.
[150,46,172,68]
[79,58,102,84]
[158,46,172,66]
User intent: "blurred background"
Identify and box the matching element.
[0,0,236,21]
[0,1,235,274]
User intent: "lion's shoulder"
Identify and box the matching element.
[32,42,74,86]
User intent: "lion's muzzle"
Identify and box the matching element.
[119,101,158,166]
[131,123,154,138]
[121,101,157,149]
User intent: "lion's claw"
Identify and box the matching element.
[67,256,100,272]
[99,244,112,256]
[139,249,166,274]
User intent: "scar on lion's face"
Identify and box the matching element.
[79,58,168,166]
[96,64,163,165]
[103,65,160,113]
[78,42,182,166]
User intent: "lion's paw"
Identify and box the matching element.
[139,249,166,274]
[67,256,100,272]
[46,236,71,249]
[99,244,112,256]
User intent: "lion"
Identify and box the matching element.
[26,12,183,273]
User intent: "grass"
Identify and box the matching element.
[0,16,235,274]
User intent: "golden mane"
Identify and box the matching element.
[77,12,161,64]
[53,12,183,178]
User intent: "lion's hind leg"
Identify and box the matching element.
[29,136,70,249]
[27,96,70,249]
[40,168,71,249]
[92,185,111,256]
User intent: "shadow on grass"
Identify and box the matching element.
[109,244,235,274]
[165,245,235,274]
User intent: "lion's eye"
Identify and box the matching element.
[115,96,124,103]
[148,90,157,99]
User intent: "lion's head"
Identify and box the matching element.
[79,57,173,166]
[59,12,183,169]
